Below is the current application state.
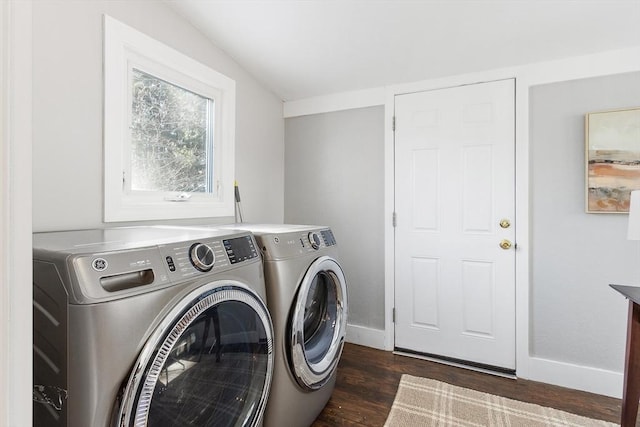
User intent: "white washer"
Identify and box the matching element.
[33,226,274,427]
[219,224,348,427]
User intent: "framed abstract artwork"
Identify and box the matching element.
[585,107,640,213]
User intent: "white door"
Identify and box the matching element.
[394,79,516,370]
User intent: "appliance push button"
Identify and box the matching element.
[166,256,176,272]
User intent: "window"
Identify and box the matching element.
[130,69,213,194]
[103,15,235,222]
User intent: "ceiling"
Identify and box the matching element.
[167,0,640,102]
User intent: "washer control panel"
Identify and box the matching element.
[161,233,259,279]
[161,239,227,278]
[34,227,261,304]
[223,235,259,264]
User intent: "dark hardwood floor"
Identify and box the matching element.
[312,343,623,426]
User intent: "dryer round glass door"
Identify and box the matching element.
[115,282,274,427]
[289,256,347,390]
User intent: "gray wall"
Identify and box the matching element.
[285,72,640,373]
[284,106,385,330]
[530,72,640,370]
[32,0,284,232]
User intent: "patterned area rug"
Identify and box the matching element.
[384,375,617,426]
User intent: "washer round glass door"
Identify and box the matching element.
[289,256,347,390]
[116,282,274,427]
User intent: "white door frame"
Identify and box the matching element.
[1,0,33,425]
[383,49,640,380]
[384,74,528,376]
[392,79,517,369]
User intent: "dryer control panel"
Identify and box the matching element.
[256,228,338,261]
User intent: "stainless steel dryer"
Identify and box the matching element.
[218,224,348,427]
[32,226,274,427]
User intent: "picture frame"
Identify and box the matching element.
[585,107,640,213]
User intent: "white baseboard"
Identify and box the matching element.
[345,323,386,350]
[344,324,624,398]
[526,356,623,398]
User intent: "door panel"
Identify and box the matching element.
[411,149,440,229]
[394,79,515,370]
[411,257,439,327]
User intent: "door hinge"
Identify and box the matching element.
[392,212,397,227]
[392,307,396,323]
[392,116,396,131]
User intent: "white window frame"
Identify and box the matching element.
[103,15,235,222]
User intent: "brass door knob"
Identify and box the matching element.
[499,239,512,250]
[499,219,511,229]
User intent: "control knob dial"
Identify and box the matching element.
[189,243,215,272]
[308,232,322,250]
